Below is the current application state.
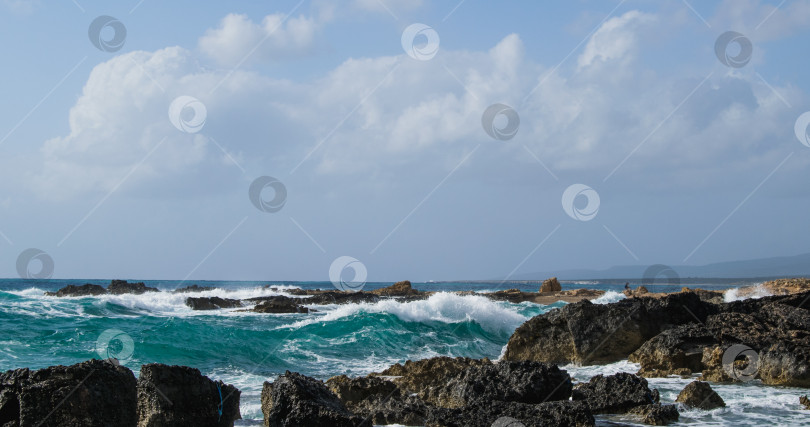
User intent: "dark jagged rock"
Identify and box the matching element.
[108,279,159,295]
[185,297,242,310]
[627,403,679,425]
[372,356,491,402]
[629,323,718,377]
[261,371,362,427]
[0,359,137,427]
[349,394,435,426]
[173,285,217,293]
[800,395,810,410]
[137,363,241,427]
[44,283,108,297]
[675,380,725,410]
[434,400,594,427]
[246,296,310,313]
[305,291,380,305]
[540,277,562,293]
[572,372,659,414]
[370,280,420,297]
[429,361,572,409]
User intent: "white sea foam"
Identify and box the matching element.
[723,284,771,302]
[286,292,528,334]
[591,290,626,304]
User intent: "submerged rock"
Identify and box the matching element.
[675,380,725,410]
[800,395,810,410]
[44,283,107,297]
[137,363,241,427]
[262,371,361,427]
[571,372,659,414]
[108,280,159,295]
[627,403,679,425]
[185,297,242,310]
[0,359,137,427]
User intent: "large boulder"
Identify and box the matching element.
[137,363,241,427]
[571,372,659,414]
[675,381,725,410]
[44,283,107,297]
[185,297,242,310]
[629,323,718,377]
[540,277,561,293]
[0,359,137,427]
[261,371,361,427]
[428,361,572,409]
[504,292,717,365]
[108,280,159,295]
[372,356,491,401]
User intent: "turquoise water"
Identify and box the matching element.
[1,278,806,425]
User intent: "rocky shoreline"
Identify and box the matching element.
[3,278,808,426]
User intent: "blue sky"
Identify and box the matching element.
[1,0,810,281]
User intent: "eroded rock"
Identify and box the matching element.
[44,283,107,297]
[261,371,361,427]
[108,280,159,295]
[675,381,725,410]
[571,372,659,414]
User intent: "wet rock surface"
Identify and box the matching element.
[675,380,725,410]
[137,363,241,427]
[108,280,160,295]
[572,372,659,414]
[0,359,137,427]
[185,297,242,310]
[246,296,310,313]
[44,283,107,297]
[627,403,679,425]
[629,323,717,377]
[262,371,362,427]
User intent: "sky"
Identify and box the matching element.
[1,0,810,282]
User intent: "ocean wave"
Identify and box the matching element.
[723,284,771,302]
[286,292,529,334]
[591,290,626,304]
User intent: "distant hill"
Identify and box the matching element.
[513,252,810,280]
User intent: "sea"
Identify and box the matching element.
[0,278,807,426]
